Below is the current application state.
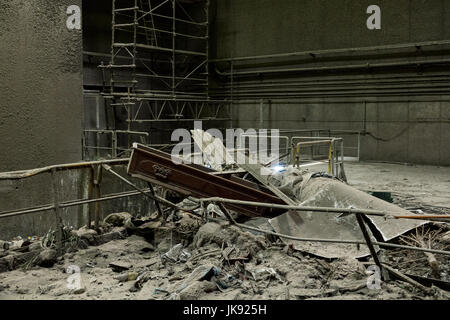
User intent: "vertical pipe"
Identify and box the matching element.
[148,183,165,223]
[133,0,138,93]
[363,100,367,133]
[357,132,361,161]
[94,165,103,230]
[51,168,63,251]
[112,131,118,158]
[205,0,210,99]
[111,0,116,93]
[96,132,100,158]
[355,213,387,281]
[82,131,86,160]
[172,0,176,98]
[259,99,264,129]
[87,166,94,229]
[328,141,332,174]
[230,61,234,128]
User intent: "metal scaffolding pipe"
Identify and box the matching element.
[215,58,450,77]
[211,39,450,63]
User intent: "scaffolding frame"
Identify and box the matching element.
[87,0,231,158]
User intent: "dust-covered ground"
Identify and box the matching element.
[0,162,449,300]
[1,223,449,301]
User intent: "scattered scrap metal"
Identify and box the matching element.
[127,130,428,259]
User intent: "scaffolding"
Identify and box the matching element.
[85,0,231,159]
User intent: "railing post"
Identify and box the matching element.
[112,131,118,158]
[328,141,333,175]
[355,213,389,281]
[51,168,63,252]
[87,166,95,229]
[93,165,103,230]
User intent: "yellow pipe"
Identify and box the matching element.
[328,142,332,174]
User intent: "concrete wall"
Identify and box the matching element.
[211,0,450,165]
[0,165,153,240]
[0,0,83,171]
[213,0,450,58]
[233,97,450,165]
[0,1,83,239]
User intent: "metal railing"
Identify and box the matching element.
[83,129,149,159]
[0,159,150,249]
[291,136,346,180]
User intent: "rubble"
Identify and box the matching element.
[442,231,450,245]
[37,249,57,268]
[109,261,132,272]
[0,137,448,301]
[193,222,268,257]
[104,212,133,227]
[162,244,191,263]
[0,216,449,300]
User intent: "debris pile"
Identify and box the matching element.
[0,130,449,300]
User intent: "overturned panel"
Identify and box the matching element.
[269,176,427,258]
[269,211,375,259]
[189,130,428,259]
[296,177,427,242]
[127,143,285,217]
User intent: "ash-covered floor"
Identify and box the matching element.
[1,161,449,300]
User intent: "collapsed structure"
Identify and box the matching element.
[0,129,449,300]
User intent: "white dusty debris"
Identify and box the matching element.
[1,214,449,300]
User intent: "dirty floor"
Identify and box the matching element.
[0,162,449,300]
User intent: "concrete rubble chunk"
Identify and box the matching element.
[28,242,42,252]
[104,212,133,227]
[109,260,132,272]
[75,227,98,244]
[441,231,450,245]
[37,249,57,268]
[72,287,86,295]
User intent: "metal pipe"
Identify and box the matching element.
[213,81,450,95]
[0,159,129,180]
[209,97,450,104]
[215,58,450,77]
[216,74,450,88]
[211,89,450,99]
[219,204,450,257]
[101,164,192,212]
[0,189,151,219]
[199,197,447,221]
[211,39,450,62]
[356,213,386,279]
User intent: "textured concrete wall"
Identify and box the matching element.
[233,97,450,165]
[0,0,83,172]
[213,0,450,58]
[0,1,83,239]
[211,0,450,165]
[0,165,153,240]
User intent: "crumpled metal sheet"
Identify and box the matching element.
[269,210,375,259]
[190,130,426,259]
[296,177,427,242]
[269,177,427,259]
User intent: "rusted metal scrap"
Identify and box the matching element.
[127,143,285,218]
